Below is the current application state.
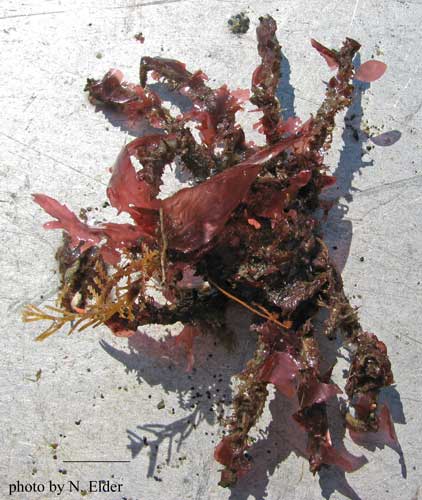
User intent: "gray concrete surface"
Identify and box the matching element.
[1,1,421,499]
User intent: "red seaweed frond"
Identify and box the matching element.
[23,14,395,490]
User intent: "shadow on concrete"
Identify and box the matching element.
[321,54,372,274]
[277,50,296,121]
[90,106,159,137]
[100,304,257,480]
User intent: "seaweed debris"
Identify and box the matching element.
[23,16,396,488]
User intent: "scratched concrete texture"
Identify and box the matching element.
[1,0,421,499]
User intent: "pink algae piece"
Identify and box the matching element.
[319,174,336,189]
[230,88,251,102]
[173,264,205,289]
[277,116,302,135]
[370,130,401,146]
[300,379,342,407]
[259,351,300,398]
[86,69,162,127]
[247,218,261,229]
[33,194,102,253]
[214,436,251,478]
[311,39,339,70]
[163,163,261,252]
[256,169,312,220]
[214,436,237,466]
[321,443,367,472]
[106,318,136,338]
[128,324,200,372]
[90,69,138,105]
[349,405,398,450]
[163,135,300,253]
[175,324,201,372]
[107,135,165,216]
[183,85,249,146]
[33,194,150,266]
[355,60,387,82]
